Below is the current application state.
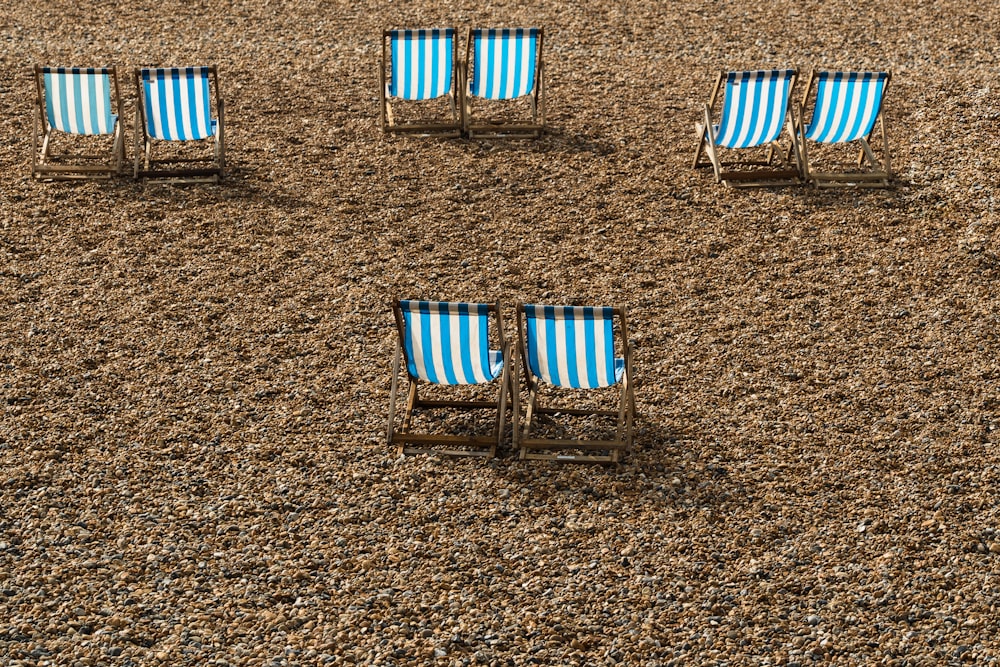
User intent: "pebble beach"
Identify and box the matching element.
[2,0,1000,665]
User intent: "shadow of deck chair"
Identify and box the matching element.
[464,28,545,139]
[134,66,225,183]
[388,300,512,458]
[694,69,802,187]
[380,28,462,137]
[797,70,892,188]
[32,66,124,180]
[514,304,635,464]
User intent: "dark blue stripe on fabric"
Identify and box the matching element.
[831,72,854,144]
[437,302,458,384]
[429,30,440,100]
[416,301,440,384]
[562,306,580,388]
[86,73,100,132]
[457,303,474,383]
[582,309,598,388]
[543,306,561,386]
[70,73,84,134]
[499,30,511,98]
[184,67,199,141]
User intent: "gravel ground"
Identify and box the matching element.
[2,1,1000,665]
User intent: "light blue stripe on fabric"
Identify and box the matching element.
[183,67,197,141]
[582,308,598,389]
[499,30,512,98]
[830,72,855,144]
[438,302,459,384]
[457,303,474,384]
[543,306,561,386]
[85,71,99,133]
[747,72,768,147]
[70,72,85,135]
[416,301,440,384]
[562,306,580,389]
[525,306,541,381]
[428,31,439,101]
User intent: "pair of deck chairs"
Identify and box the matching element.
[32,65,225,182]
[379,28,545,138]
[694,69,892,187]
[387,300,635,463]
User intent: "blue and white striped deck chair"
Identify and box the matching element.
[32,66,124,179]
[134,66,225,182]
[797,70,892,187]
[388,300,511,457]
[514,305,635,463]
[379,28,462,136]
[464,28,545,138]
[694,69,803,187]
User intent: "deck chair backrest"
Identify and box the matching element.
[398,300,502,385]
[803,71,889,144]
[141,67,215,141]
[387,29,456,100]
[41,67,117,135]
[468,28,540,100]
[716,69,796,149]
[522,305,623,389]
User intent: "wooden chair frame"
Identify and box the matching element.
[32,66,124,180]
[387,300,512,458]
[693,69,803,187]
[379,28,463,137]
[796,69,893,188]
[463,27,545,139]
[513,304,636,464]
[134,66,225,183]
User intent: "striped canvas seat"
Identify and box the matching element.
[522,305,624,389]
[714,70,796,149]
[32,66,124,179]
[42,68,117,136]
[464,27,545,138]
[694,69,802,186]
[380,28,461,136]
[134,66,225,182]
[399,300,504,385]
[797,70,893,187]
[140,67,217,141]
[388,300,510,458]
[514,304,635,463]
[387,29,456,101]
[468,28,541,100]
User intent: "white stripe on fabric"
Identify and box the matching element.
[64,74,79,134]
[467,310,489,384]
[48,73,65,133]
[554,315,571,388]
[426,305,448,383]
[593,315,610,388]
[78,74,93,135]
[407,303,430,382]
[94,74,111,134]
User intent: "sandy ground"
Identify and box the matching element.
[2,0,1000,665]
